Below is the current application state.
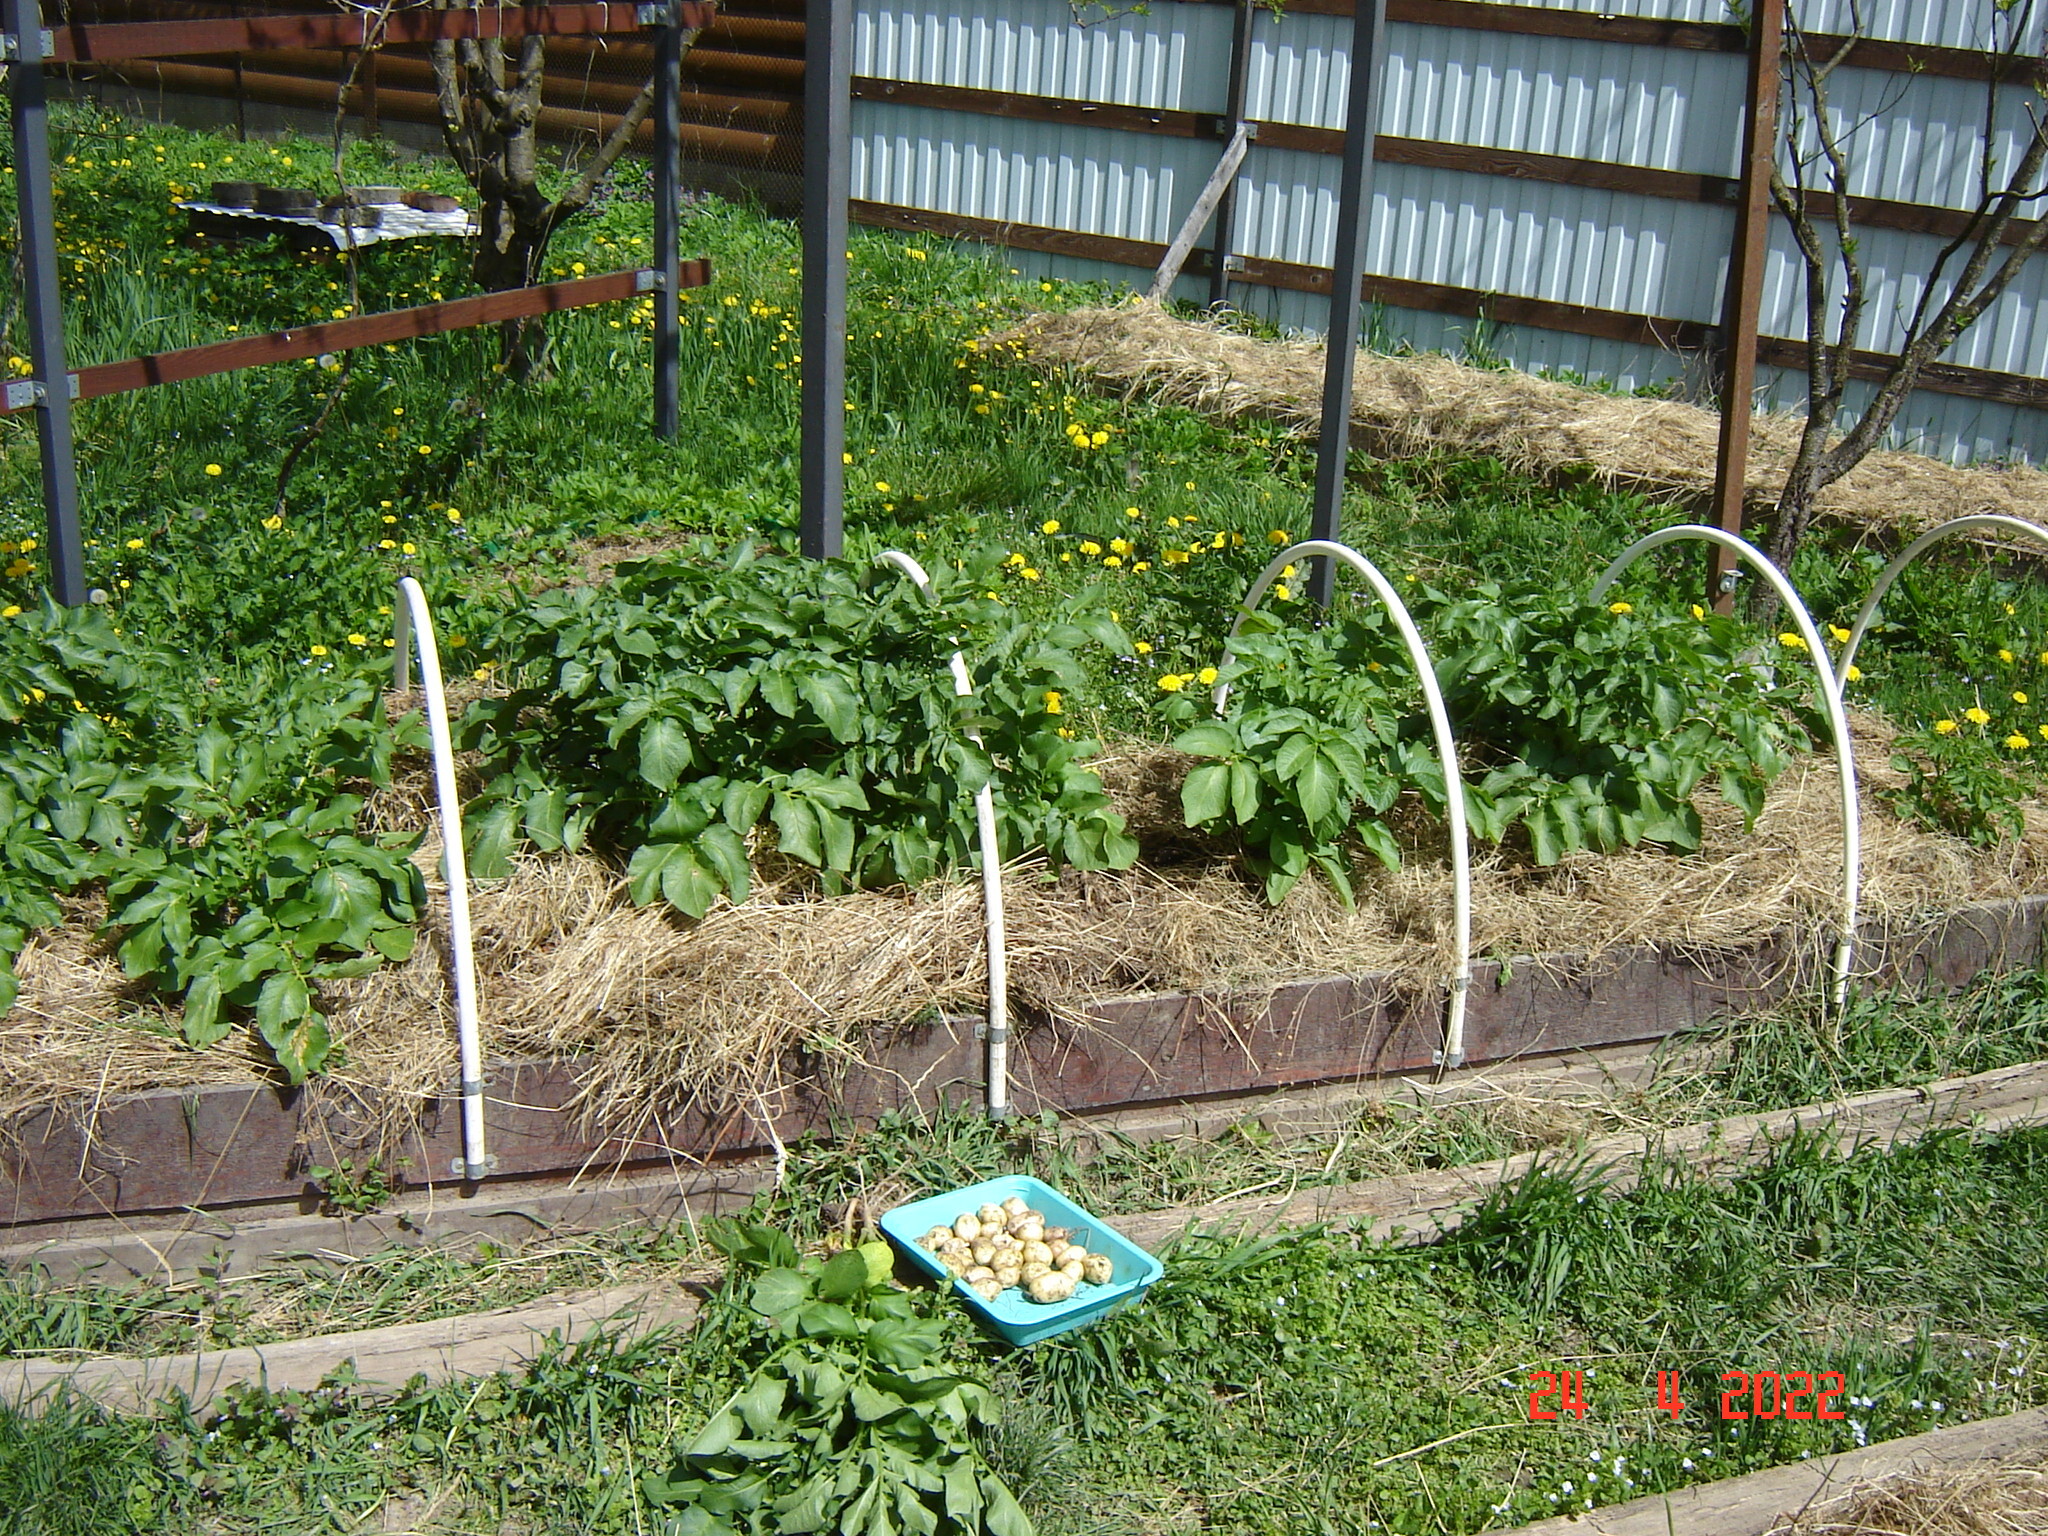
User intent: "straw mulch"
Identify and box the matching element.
[1008,302,2048,544]
[10,719,2048,1147]
[1766,1464,2048,1536]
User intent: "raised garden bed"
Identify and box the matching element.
[7,895,2042,1231]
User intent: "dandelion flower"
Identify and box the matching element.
[1692,604,1707,620]
[2001,649,2016,663]
[204,463,223,476]
[1042,691,1062,715]
[1197,666,1219,686]
[1079,541,1102,557]
[1156,673,1185,692]
[1274,582,1291,601]
[0,605,19,618]
[347,633,368,646]
[2007,733,2031,749]
[1041,519,1060,535]
[1845,665,1863,682]
[2018,692,2031,704]
[1268,530,1291,546]
[1778,632,1806,650]
[1608,601,1633,615]
[1967,707,1992,725]
[309,645,328,657]
[1829,624,1852,643]
[1936,719,1959,734]
[125,538,144,550]
[1134,640,1152,655]
[262,515,283,531]
[1103,556,1122,568]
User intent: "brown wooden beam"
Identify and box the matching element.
[1755,335,2048,413]
[1709,0,1782,612]
[852,198,1715,351]
[50,3,718,63]
[0,265,710,414]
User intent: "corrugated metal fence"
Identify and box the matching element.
[849,0,2048,465]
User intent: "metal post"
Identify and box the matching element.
[1208,0,1257,311]
[1306,0,1387,607]
[652,11,683,439]
[4,0,87,607]
[800,0,850,559]
[1707,0,1782,614]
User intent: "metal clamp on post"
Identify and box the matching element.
[635,268,665,291]
[635,1,676,26]
[3,373,77,410]
[0,26,52,60]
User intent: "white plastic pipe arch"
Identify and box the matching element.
[1589,525,1860,1008]
[1214,540,1475,1072]
[391,577,490,1182]
[874,551,1012,1120]
[1838,514,2048,680]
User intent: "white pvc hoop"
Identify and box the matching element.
[392,577,490,1181]
[1214,540,1475,1072]
[1589,525,1861,1008]
[874,551,1012,1120]
[1838,514,2048,679]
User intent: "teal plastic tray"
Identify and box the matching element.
[879,1175,1163,1347]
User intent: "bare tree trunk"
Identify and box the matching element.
[428,2,699,378]
[1750,1,2048,622]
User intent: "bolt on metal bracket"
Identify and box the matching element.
[636,267,666,291]
[635,2,675,25]
[0,28,55,61]
[3,375,76,409]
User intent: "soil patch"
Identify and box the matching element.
[1009,303,2048,546]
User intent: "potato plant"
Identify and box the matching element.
[458,544,1139,916]
[1163,579,1809,902]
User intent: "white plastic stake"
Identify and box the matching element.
[874,552,1012,1120]
[1838,514,2048,679]
[1590,525,1860,1008]
[1213,540,1476,1074]
[392,577,489,1181]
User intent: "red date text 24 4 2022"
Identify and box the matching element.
[1526,1369,1850,1421]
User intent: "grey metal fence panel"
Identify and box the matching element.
[850,0,2048,465]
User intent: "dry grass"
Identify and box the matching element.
[1767,1464,2048,1536]
[1008,302,2048,544]
[10,716,2048,1146]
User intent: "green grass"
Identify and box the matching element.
[10,964,2048,1368]
[6,104,2048,747]
[2,1125,2043,1535]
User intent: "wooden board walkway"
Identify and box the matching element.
[6,1056,2044,1416]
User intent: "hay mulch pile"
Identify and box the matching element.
[1009,302,2048,544]
[9,718,2048,1143]
[1767,1463,2048,1536]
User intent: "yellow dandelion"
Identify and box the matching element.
[124,538,144,550]
[2007,733,2031,749]
[1608,601,1633,615]
[1828,624,1852,643]
[1042,691,1063,715]
[1156,673,1185,693]
[1134,640,1153,655]
[1274,582,1291,601]
[1935,719,1959,734]
[1268,530,1291,546]
[347,633,368,646]
[1041,519,1061,535]
[2018,692,2032,705]
[261,515,283,531]
[309,644,328,657]
[1778,632,1807,650]
[875,481,891,493]
[0,605,19,618]
[1103,556,1123,568]
[1967,707,1992,725]
[1692,604,1707,620]
[204,463,223,476]
[2001,649,2016,663]
[1079,541,1102,556]
[1845,665,1863,682]
[1197,666,1219,686]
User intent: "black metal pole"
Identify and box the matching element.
[652,12,682,440]
[5,0,87,606]
[1207,0,1256,311]
[800,0,850,559]
[1306,0,1387,607]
